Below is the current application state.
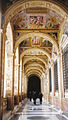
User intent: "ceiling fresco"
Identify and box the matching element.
[41,39,52,47]
[19,36,52,55]
[31,37,40,47]
[12,8,63,30]
[19,37,52,47]
[20,39,29,47]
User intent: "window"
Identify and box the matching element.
[62,44,68,94]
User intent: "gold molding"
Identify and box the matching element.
[14,29,59,33]
[20,46,52,48]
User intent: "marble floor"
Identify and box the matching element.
[9,99,68,120]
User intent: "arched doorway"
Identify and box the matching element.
[27,75,41,97]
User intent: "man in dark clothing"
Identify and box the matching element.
[29,91,32,101]
[33,91,37,105]
[39,92,43,104]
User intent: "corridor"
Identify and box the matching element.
[0,0,68,120]
[9,99,68,120]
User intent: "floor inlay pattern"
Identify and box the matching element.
[9,99,68,120]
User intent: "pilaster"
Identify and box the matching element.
[47,67,50,102]
[51,59,55,105]
[0,1,4,118]
[21,59,23,100]
[57,50,64,110]
[7,53,14,110]
[17,46,20,104]
[0,28,3,119]
[12,51,16,110]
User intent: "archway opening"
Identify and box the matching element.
[27,75,41,97]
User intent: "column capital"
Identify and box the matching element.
[51,59,54,67]
[46,66,49,72]
[57,49,62,57]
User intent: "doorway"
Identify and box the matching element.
[27,75,41,97]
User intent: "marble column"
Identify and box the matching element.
[18,47,20,104]
[23,66,25,98]
[12,51,16,110]
[0,30,3,119]
[47,68,50,103]
[6,53,14,110]
[21,59,23,100]
[0,2,3,119]
[51,60,55,105]
[19,59,22,102]
[57,51,64,111]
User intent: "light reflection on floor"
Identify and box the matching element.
[9,99,68,120]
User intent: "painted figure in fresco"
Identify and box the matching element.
[31,37,40,46]
[30,16,43,27]
[12,9,63,30]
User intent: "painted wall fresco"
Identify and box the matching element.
[20,39,29,47]
[19,37,52,49]
[29,16,44,29]
[42,39,52,47]
[31,37,40,46]
[12,9,63,30]
[13,12,28,29]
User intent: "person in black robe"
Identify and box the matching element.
[39,92,43,104]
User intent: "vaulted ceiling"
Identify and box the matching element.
[2,0,68,13]
[3,0,68,78]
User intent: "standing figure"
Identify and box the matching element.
[33,91,37,105]
[39,92,43,104]
[29,91,32,101]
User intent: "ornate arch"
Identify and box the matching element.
[26,72,41,78]
[23,56,47,66]
[15,32,58,50]
[25,69,42,77]
[20,47,51,60]
[25,66,44,74]
[4,0,68,30]
[25,63,46,72]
